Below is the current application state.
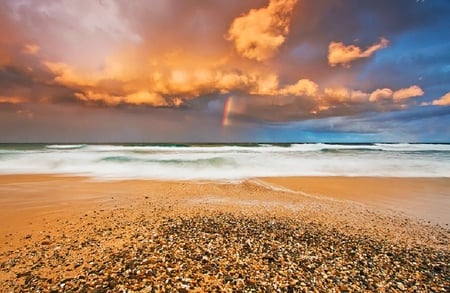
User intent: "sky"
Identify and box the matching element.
[0,0,449,143]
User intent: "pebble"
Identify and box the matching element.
[396,282,405,290]
[1,206,448,292]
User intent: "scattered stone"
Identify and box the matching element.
[1,188,448,292]
[397,282,406,290]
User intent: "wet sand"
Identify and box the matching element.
[261,176,450,226]
[0,175,448,291]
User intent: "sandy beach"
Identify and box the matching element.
[0,175,449,291]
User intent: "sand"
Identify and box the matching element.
[0,175,448,291]
[261,176,450,226]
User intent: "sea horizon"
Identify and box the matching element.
[1,142,450,145]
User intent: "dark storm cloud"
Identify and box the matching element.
[285,106,450,142]
[0,65,82,106]
[0,103,252,142]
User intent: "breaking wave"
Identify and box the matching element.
[0,143,449,179]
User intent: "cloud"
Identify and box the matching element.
[369,88,394,102]
[248,75,318,97]
[227,0,298,61]
[392,85,424,101]
[279,79,319,96]
[74,91,168,107]
[1,0,448,142]
[290,105,450,142]
[328,37,389,67]
[0,96,27,104]
[431,92,450,106]
[215,72,251,93]
[223,82,425,123]
[15,51,427,122]
[369,86,423,102]
[43,57,321,107]
[248,73,280,95]
[44,61,96,87]
[23,44,40,55]
[323,88,369,103]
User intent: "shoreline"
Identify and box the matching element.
[0,174,449,291]
[1,174,449,227]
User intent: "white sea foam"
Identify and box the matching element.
[0,144,449,179]
[45,144,87,149]
[375,143,450,151]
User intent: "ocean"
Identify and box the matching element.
[0,143,449,180]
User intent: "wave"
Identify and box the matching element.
[82,144,369,154]
[291,143,382,152]
[86,144,266,152]
[0,143,449,179]
[100,155,232,167]
[291,143,450,152]
[45,144,86,150]
[374,143,450,152]
[80,143,450,154]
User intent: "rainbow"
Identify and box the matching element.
[222,96,233,127]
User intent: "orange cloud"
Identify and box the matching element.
[369,85,423,102]
[43,54,425,115]
[44,54,323,108]
[74,91,168,107]
[328,37,389,67]
[279,79,319,97]
[369,88,394,102]
[44,61,96,87]
[311,88,370,115]
[431,92,450,106]
[324,88,369,102]
[248,74,319,97]
[350,90,371,102]
[249,73,280,95]
[37,29,421,116]
[23,44,40,55]
[74,91,121,106]
[215,72,251,93]
[0,96,27,104]
[227,0,298,61]
[392,85,424,101]
[124,91,167,106]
